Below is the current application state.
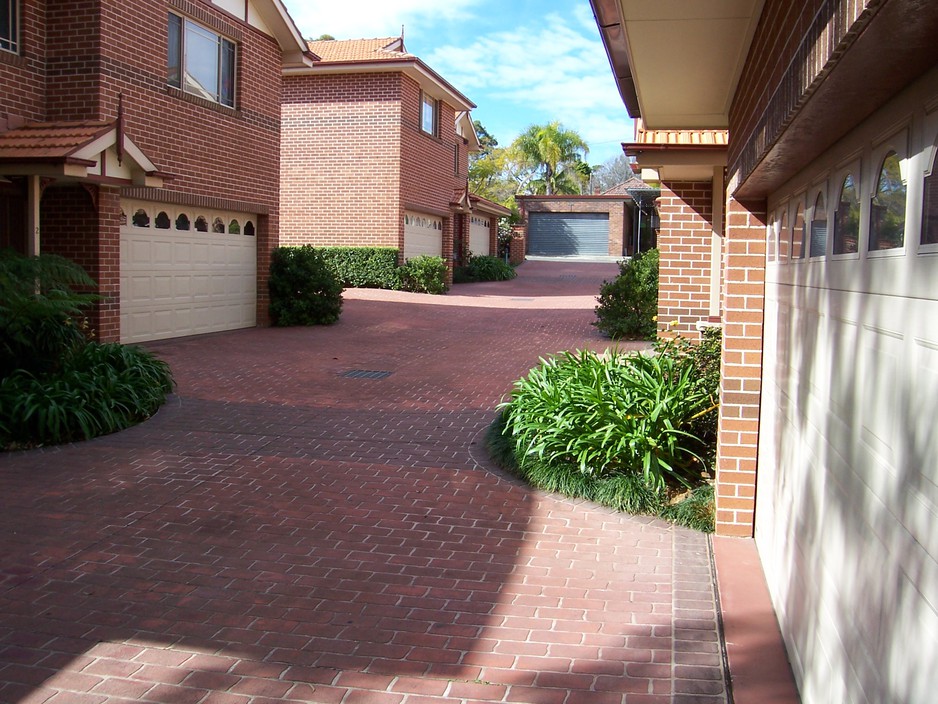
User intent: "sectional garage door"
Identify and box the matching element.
[120,200,257,343]
[403,211,443,260]
[469,214,491,256]
[527,212,609,256]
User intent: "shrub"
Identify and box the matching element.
[593,248,659,340]
[0,249,99,378]
[653,325,722,458]
[488,413,714,531]
[317,247,400,289]
[466,254,516,282]
[498,348,712,490]
[269,246,344,326]
[0,342,174,449]
[397,255,448,295]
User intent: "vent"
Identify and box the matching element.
[341,370,392,380]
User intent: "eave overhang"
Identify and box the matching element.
[283,57,476,112]
[590,0,764,129]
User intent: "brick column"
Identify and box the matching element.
[509,225,525,265]
[442,216,455,286]
[715,196,766,536]
[95,187,122,342]
[656,181,715,338]
[256,211,277,327]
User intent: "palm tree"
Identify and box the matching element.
[511,122,590,195]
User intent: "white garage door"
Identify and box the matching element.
[469,215,491,256]
[755,74,938,704]
[403,211,443,260]
[120,200,257,343]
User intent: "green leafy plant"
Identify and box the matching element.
[397,255,448,294]
[593,248,659,340]
[0,342,174,449]
[0,249,99,378]
[499,348,712,490]
[466,254,516,282]
[316,246,401,289]
[268,245,344,326]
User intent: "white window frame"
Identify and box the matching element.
[789,193,808,263]
[918,107,938,255]
[830,159,862,260]
[867,128,909,257]
[168,12,236,108]
[0,0,18,54]
[807,180,829,260]
[420,92,438,137]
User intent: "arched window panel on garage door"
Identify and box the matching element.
[809,190,828,258]
[833,171,861,256]
[870,149,907,251]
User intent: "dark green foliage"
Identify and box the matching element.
[487,414,713,531]
[593,248,659,340]
[0,249,99,378]
[268,246,344,326]
[660,484,715,533]
[652,326,722,460]
[317,247,401,289]
[467,254,516,282]
[0,342,174,449]
[397,256,449,295]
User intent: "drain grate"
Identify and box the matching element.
[341,369,393,380]
[559,274,577,280]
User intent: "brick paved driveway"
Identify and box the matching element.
[0,261,728,704]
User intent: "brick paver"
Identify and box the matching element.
[0,261,728,703]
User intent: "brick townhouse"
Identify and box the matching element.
[593,1,938,702]
[280,36,507,280]
[0,0,310,343]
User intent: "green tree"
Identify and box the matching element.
[511,122,590,195]
[592,153,635,192]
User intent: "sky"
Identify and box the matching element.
[280,0,634,166]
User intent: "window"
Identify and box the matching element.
[766,214,778,263]
[175,213,190,231]
[833,174,860,255]
[791,201,806,260]
[132,209,150,228]
[809,192,827,258]
[194,215,208,232]
[0,0,17,54]
[778,208,789,262]
[244,220,255,237]
[869,150,905,250]
[922,156,938,245]
[168,13,235,108]
[228,219,240,234]
[212,217,225,233]
[420,92,438,136]
[155,211,171,229]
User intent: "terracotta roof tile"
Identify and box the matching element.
[601,176,650,195]
[307,37,411,63]
[634,127,728,146]
[0,120,112,160]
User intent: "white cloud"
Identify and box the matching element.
[423,11,632,163]
[283,0,477,40]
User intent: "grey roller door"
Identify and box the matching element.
[527,212,609,255]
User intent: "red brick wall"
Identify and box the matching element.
[0,0,47,125]
[729,0,873,187]
[280,72,402,247]
[656,182,715,338]
[715,197,766,537]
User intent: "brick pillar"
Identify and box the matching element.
[656,181,716,338]
[442,216,455,286]
[256,211,277,327]
[509,225,525,265]
[715,196,766,537]
[95,188,121,342]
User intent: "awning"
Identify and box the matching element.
[0,120,168,187]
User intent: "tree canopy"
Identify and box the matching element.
[511,122,590,196]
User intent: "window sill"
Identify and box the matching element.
[166,86,239,118]
[0,48,26,68]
